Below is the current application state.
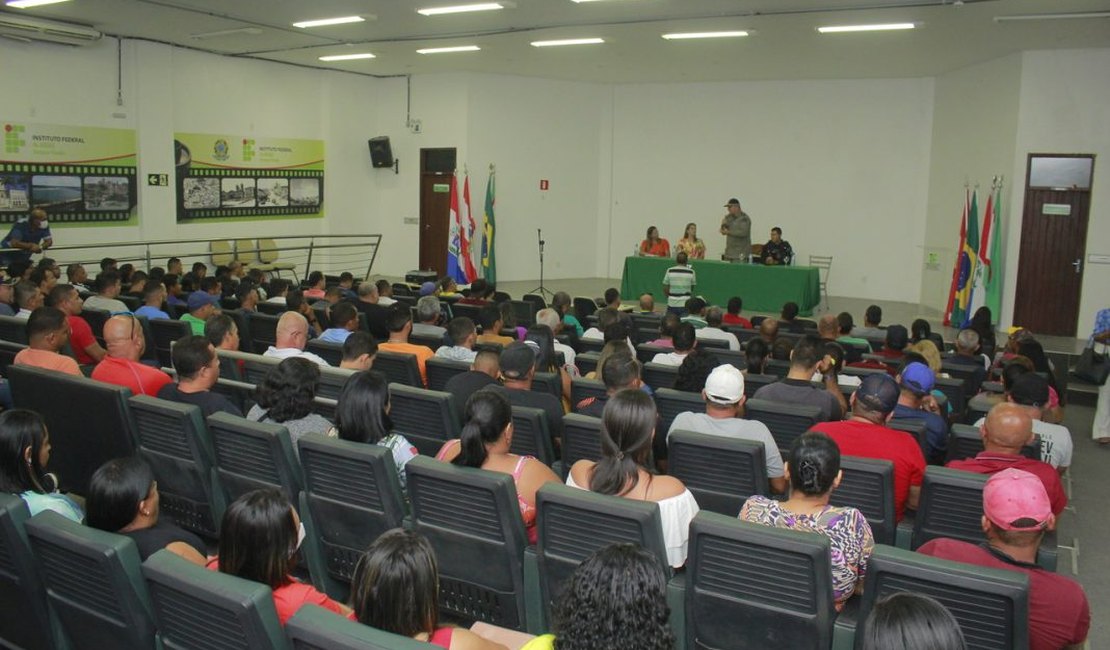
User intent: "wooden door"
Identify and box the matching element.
[1012,155,1095,337]
[418,148,456,278]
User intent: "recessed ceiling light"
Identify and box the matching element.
[817,23,916,33]
[292,15,365,29]
[416,45,481,54]
[662,31,749,40]
[5,0,71,7]
[190,27,264,40]
[994,11,1110,22]
[530,37,604,47]
[319,53,376,62]
[417,3,504,16]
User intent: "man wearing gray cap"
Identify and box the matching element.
[719,198,752,262]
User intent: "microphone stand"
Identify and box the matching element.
[528,228,554,299]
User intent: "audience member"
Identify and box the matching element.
[891,361,948,464]
[134,282,169,320]
[752,335,846,421]
[859,593,967,650]
[810,373,925,521]
[1015,339,1065,418]
[836,311,870,350]
[166,257,183,276]
[948,329,988,395]
[567,389,699,567]
[910,318,946,351]
[374,279,396,306]
[435,316,478,363]
[84,271,129,314]
[158,335,242,416]
[662,252,696,315]
[0,277,13,316]
[536,308,577,373]
[181,290,219,335]
[303,271,326,299]
[29,267,56,296]
[0,207,52,266]
[647,312,680,348]
[0,409,82,521]
[332,371,419,487]
[205,313,240,351]
[551,291,584,338]
[412,295,446,339]
[190,261,207,278]
[85,456,206,564]
[723,296,752,328]
[851,305,884,338]
[681,297,708,329]
[13,280,41,319]
[92,314,172,396]
[672,347,720,394]
[235,282,259,312]
[263,312,330,367]
[48,284,106,365]
[778,301,805,334]
[339,331,377,371]
[436,390,560,544]
[744,338,770,375]
[164,274,186,307]
[918,469,1089,650]
[637,293,656,314]
[771,337,794,361]
[14,307,81,376]
[443,349,500,418]
[352,281,393,340]
[759,317,779,344]
[740,432,873,610]
[336,272,357,299]
[877,324,909,360]
[652,322,696,366]
[458,278,492,306]
[485,342,564,442]
[968,306,997,360]
[476,304,513,347]
[317,301,358,343]
[695,306,740,350]
[378,304,434,386]
[582,307,617,341]
[66,263,91,295]
[246,357,333,452]
[575,353,640,418]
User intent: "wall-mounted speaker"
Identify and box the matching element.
[368,136,394,168]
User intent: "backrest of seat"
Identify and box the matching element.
[24,511,156,650]
[573,352,600,376]
[388,384,460,456]
[569,377,606,407]
[373,351,423,387]
[306,339,344,367]
[635,344,669,364]
[561,413,603,469]
[934,376,968,415]
[150,318,192,367]
[531,371,562,401]
[641,362,678,390]
[238,351,282,385]
[247,312,281,353]
[0,494,65,650]
[713,348,746,370]
[0,338,27,373]
[509,405,556,467]
[257,302,286,316]
[577,337,605,354]
[315,365,357,401]
[406,457,529,630]
[9,365,137,495]
[0,314,29,344]
[129,395,224,538]
[408,333,443,351]
[298,437,406,593]
[258,238,281,263]
[222,308,252,353]
[653,388,706,437]
[77,308,109,348]
[764,359,792,378]
[509,300,536,325]
[858,545,1029,650]
[888,418,929,457]
[235,239,258,263]
[686,513,836,650]
[946,423,985,463]
[535,483,669,616]
[206,412,303,504]
[743,398,821,456]
[449,302,482,322]
[911,466,988,550]
[697,337,730,350]
[210,239,235,266]
[668,430,767,516]
[742,373,777,398]
[828,456,896,546]
[286,604,431,650]
[424,357,467,392]
[133,314,159,363]
[142,549,289,650]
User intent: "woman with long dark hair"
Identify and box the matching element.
[739,432,873,610]
[860,592,966,650]
[331,370,418,487]
[639,226,670,258]
[525,324,572,405]
[675,222,705,260]
[0,409,82,521]
[566,389,698,567]
[247,357,332,453]
[969,307,997,360]
[435,390,560,543]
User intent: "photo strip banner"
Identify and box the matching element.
[174,133,324,223]
[1,121,138,226]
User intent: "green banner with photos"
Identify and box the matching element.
[1,120,138,226]
[174,132,325,223]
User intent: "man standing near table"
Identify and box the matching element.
[719,198,752,262]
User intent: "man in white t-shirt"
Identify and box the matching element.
[581,307,620,341]
[667,364,786,493]
[974,373,1072,472]
[652,322,697,367]
[696,306,740,351]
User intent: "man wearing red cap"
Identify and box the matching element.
[918,469,1089,650]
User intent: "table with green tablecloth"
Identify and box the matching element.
[620,256,821,316]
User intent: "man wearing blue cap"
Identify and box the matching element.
[891,361,948,464]
[181,290,220,336]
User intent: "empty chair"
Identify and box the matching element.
[857,544,1029,650]
[306,339,344,367]
[509,405,556,467]
[286,604,431,650]
[8,365,138,495]
[150,318,192,367]
[828,455,897,546]
[258,238,298,280]
[684,512,836,650]
[560,413,603,474]
[209,239,236,266]
[0,314,29,344]
[668,430,768,515]
[406,457,529,630]
[24,511,157,650]
[426,357,470,392]
[297,437,406,600]
[388,384,461,456]
[234,238,259,267]
[641,362,678,390]
[0,493,69,650]
[129,395,225,538]
[206,412,304,504]
[569,377,606,408]
[572,296,597,322]
[248,312,281,354]
[809,255,833,310]
[373,350,424,387]
[653,388,706,437]
[142,549,289,650]
[743,398,821,457]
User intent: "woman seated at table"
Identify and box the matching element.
[566,389,699,567]
[675,222,705,260]
[639,226,670,257]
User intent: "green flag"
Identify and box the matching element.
[983,184,1003,317]
[481,170,496,283]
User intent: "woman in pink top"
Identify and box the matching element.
[435,390,560,544]
[303,271,327,300]
[350,529,507,649]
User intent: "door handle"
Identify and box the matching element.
[1072,258,1082,274]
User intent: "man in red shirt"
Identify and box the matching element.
[722,296,751,328]
[918,469,1089,650]
[947,402,1066,515]
[48,283,105,366]
[810,373,925,521]
[91,314,172,397]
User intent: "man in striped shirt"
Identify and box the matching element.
[663,252,696,315]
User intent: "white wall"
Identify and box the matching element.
[920,54,1022,317]
[607,78,936,303]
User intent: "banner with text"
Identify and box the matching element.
[174,133,324,223]
[1,121,138,226]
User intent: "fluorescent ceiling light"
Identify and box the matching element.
[190,27,263,40]
[5,0,71,7]
[994,12,1110,22]
[530,37,604,47]
[416,45,481,54]
[417,3,504,16]
[817,23,916,33]
[319,53,376,61]
[293,15,365,29]
[662,31,749,40]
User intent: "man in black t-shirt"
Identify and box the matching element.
[157,335,242,417]
[483,342,564,443]
[575,354,642,418]
[444,349,501,419]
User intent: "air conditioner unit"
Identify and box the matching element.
[0,12,101,46]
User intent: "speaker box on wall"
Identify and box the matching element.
[368,136,394,168]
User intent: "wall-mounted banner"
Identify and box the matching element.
[0,121,138,226]
[174,133,324,223]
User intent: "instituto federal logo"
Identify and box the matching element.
[213,138,230,162]
[4,124,26,155]
[242,138,255,162]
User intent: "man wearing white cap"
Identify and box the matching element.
[918,468,1089,650]
[666,364,786,493]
